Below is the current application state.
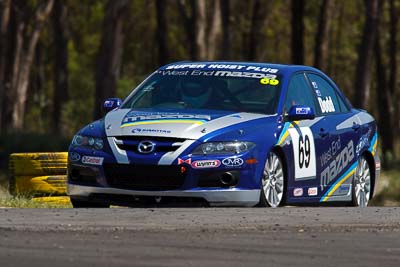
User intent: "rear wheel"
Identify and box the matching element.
[351,155,371,207]
[259,151,286,208]
[70,197,110,208]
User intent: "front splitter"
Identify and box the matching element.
[67,183,260,207]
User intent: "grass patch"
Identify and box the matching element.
[370,169,400,206]
[0,186,72,208]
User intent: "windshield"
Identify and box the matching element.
[121,69,282,115]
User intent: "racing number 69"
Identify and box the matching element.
[298,134,310,169]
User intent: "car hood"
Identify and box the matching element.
[104,108,276,140]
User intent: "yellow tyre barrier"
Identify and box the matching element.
[9,152,68,176]
[32,196,71,205]
[13,175,67,195]
[9,152,68,196]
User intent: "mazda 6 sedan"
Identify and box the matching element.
[67,62,380,208]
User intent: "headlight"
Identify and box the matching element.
[72,135,104,150]
[192,141,255,155]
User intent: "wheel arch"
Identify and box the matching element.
[272,145,289,201]
[362,151,376,198]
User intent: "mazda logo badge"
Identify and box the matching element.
[137,140,155,154]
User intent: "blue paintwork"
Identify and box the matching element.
[68,62,379,206]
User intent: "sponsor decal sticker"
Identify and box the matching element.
[321,140,354,189]
[82,156,104,166]
[295,107,310,115]
[260,77,279,86]
[318,96,336,113]
[312,81,318,88]
[132,128,172,134]
[293,188,303,197]
[121,113,210,128]
[319,137,342,168]
[338,184,350,194]
[165,63,279,74]
[191,160,221,169]
[222,157,244,167]
[308,187,318,196]
[178,158,192,165]
[69,152,81,162]
[356,135,369,155]
[375,162,381,170]
[104,100,114,108]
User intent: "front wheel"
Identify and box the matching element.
[259,151,286,208]
[351,155,371,207]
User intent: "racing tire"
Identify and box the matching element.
[70,197,110,208]
[9,152,68,176]
[13,175,67,196]
[258,151,286,208]
[33,196,71,205]
[351,155,371,207]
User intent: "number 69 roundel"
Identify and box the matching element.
[288,127,316,180]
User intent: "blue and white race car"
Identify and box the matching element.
[67,62,380,208]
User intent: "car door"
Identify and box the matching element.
[283,72,329,200]
[305,73,360,201]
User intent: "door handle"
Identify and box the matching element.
[352,122,361,131]
[319,128,329,138]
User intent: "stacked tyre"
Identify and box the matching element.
[9,153,68,196]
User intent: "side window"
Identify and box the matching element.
[284,73,316,113]
[306,74,348,114]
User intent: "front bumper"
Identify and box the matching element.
[67,183,260,207]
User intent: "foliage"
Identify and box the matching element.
[370,169,400,206]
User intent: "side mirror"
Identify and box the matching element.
[103,98,122,113]
[287,105,315,121]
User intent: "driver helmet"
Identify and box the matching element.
[181,78,212,108]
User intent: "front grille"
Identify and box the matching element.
[104,164,186,190]
[113,136,186,154]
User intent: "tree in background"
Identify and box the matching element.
[354,0,380,109]
[177,0,226,61]
[291,0,304,65]
[156,0,170,66]
[314,0,334,71]
[389,0,398,135]
[52,0,69,134]
[220,0,230,59]
[93,0,131,119]
[0,0,10,132]
[0,0,54,131]
[247,0,274,61]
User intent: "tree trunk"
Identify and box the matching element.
[0,0,11,131]
[220,0,230,59]
[354,0,380,109]
[389,0,398,134]
[247,0,272,61]
[156,0,169,66]
[291,0,304,65]
[177,0,207,60]
[10,0,54,130]
[207,0,221,60]
[375,24,395,162]
[177,0,196,60]
[193,0,206,60]
[52,0,69,134]
[93,0,131,120]
[314,0,334,71]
